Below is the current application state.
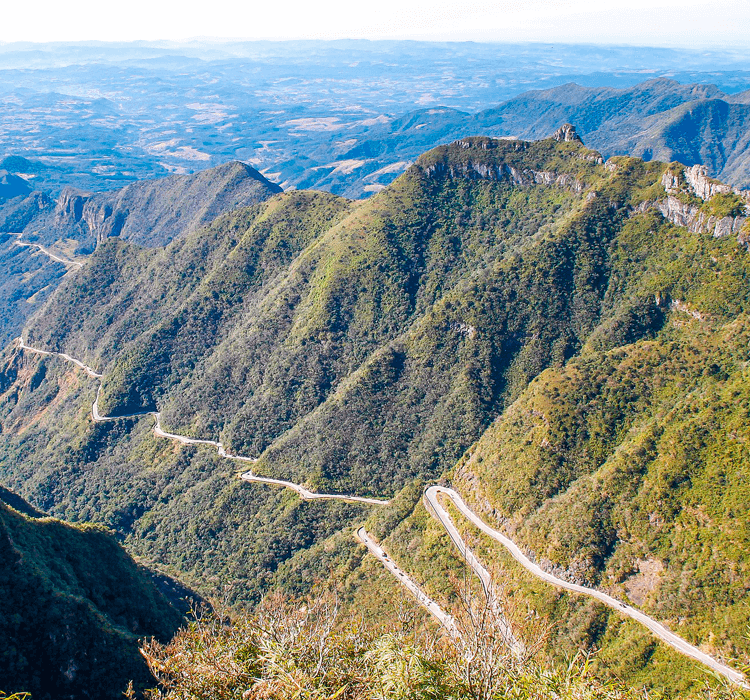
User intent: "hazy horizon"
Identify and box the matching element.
[2,0,750,51]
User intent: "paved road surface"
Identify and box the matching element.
[355,527,460,638]
[423,488,521,654]
[10,234,83,268]
[18,337,102,378]
[18,337,257,463]
[14,337,748,687]
[425,486,748,688]
[241,472,389,505]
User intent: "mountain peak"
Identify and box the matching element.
[10,160,284,250]
[195,160,282,194]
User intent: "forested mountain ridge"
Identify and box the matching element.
[24,132,623,493]
[2,131,750,694]
[0,486,189,700]
[0,160,282,348]
[1,76,749,351]
[0,159,282,251]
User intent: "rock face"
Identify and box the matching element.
[657,163,750,240]
[656,196,747,238]
[5,161,282,249]
[551,123,583,144]
[683,164,734,200]
[417,135,590,194]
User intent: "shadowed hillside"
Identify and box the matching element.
[0,488,190,700]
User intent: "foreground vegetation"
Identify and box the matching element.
[0,487,188,700]
[138,590,750,700]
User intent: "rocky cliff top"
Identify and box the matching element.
[551,123,583,144]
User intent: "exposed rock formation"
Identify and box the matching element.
[551,123,583,144]
[656,196,747,239]
[419,136,588,193]
[5,161,282,249]
[655,163,750,240]
[683,164,733,200]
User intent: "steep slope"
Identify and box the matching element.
[2,135,750,694]
[453,209,750,681]
[0,161,282,347]
[1,160,282,251]
[617,99,750,188]
[363,164,750,692]
[25,135,613,494]
[0,487,187,700]
[0,232,71,346]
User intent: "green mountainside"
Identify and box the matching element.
[1,77,748,350]
[0,232,70,347]
[2,160,282,251]
[0,161,281,349]
[1,132,749,695]
[0,487,189,700]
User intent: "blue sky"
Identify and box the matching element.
[1,0,749,49]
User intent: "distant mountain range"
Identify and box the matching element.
[319,78,750,194]
[2,75,750,201]
[1,38,750,199]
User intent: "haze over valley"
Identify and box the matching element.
[2,41,750,197]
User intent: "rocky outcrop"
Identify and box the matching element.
[56,187,87,221]
[551,123,583,144]
[421,157,588,193]
[656,164,749,240]
[662,164,748,203]
[656,195,747,238]
[419,138,589,193]
[683,164,734,200]
[663,164,749,201]
[8,161,282,249]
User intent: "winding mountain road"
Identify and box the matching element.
[13,336,748,687]
[18,337,102,379]
[425,486,748,688]
[10,234,83,268]
[355,527,460,638]
[241,472,388,505]
[18,337,257,462]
